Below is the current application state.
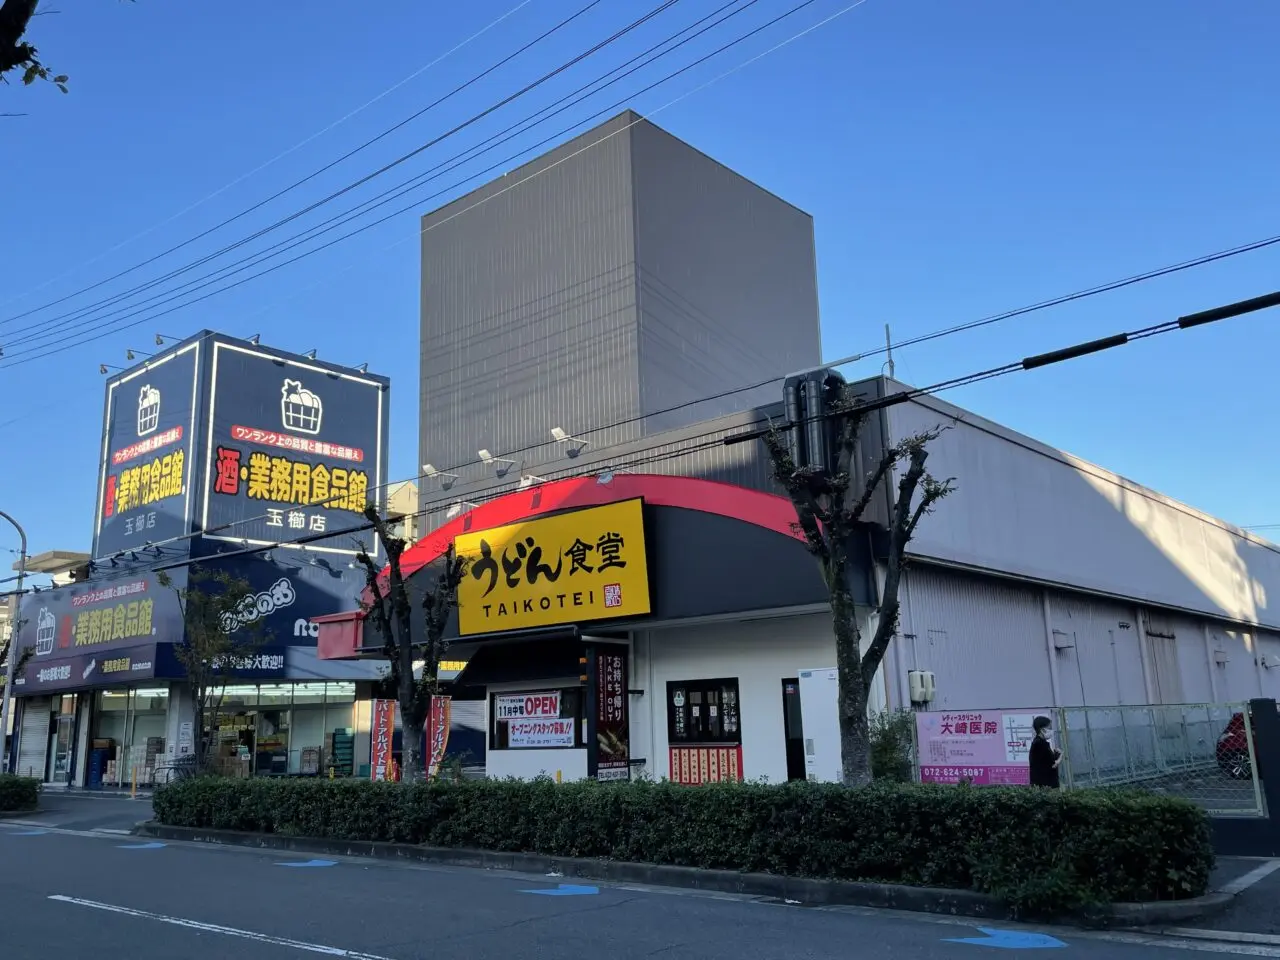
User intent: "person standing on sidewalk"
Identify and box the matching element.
[1029,715,1062,788]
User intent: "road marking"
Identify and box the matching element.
[944,927,1066,949]
[276,859,338,868]
[1220,860,1280,895]
[96,828,133,835]
[1157,930,1280,947]
[6,829,48,836]
[48,896,396,959]
[520,883,599,896]
[117,841,167,850]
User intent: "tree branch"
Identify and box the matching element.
[762,422,831,564]
[0,0,67,90]
[859,434,955,689]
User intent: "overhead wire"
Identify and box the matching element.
[0,0,680,341]
[0,0,767,357]
[71,288,1280,578]
[0,0,536,311]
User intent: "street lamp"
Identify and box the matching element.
[0,509,26,774]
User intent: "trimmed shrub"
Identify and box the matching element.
[0,774,39,812]
[153,777,1214,914]
[869,709,915,782]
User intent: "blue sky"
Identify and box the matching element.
[1,0,1278,566]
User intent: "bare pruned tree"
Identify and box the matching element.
[762,385,955,786]
[356,505,466,782]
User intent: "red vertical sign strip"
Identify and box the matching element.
[370,699,396,781]
[426,695,451,778]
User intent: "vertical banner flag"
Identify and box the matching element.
[371,699,396,781]
[426,695,452,779]
[595,649,630,781]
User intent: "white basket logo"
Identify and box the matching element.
[35,607,56,656]
[281,379,322,435]
[137,384,161,436]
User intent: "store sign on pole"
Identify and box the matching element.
[595,649,630,781]
[371,699,396,781]
[426,695,451,778]
[454,498,651,636]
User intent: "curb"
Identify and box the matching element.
[133,822,1232,927]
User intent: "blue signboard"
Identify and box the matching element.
[93,342,202,559]
[200,552,366,648]
[11,571,187,693]
[199,342,388,557]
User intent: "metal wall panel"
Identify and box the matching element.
[887,388,1280,631]
[418,111,823,519]
[419,113,642,478]
[416,404,783,535]
[899,565,1054,711]
[628,119,822,431]
[1047,594,1147,707]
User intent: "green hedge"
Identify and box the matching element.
[0,774,39,812]
[154,777,1213,913]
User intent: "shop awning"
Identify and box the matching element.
[451,627,582,687]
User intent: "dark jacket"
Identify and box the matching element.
[1029,736,1060,788]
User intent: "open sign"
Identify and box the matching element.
[495,692,561,720]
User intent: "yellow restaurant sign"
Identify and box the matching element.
[455,499,651,636]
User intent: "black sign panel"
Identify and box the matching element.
[94,343,201,558]
[200,343,387,556]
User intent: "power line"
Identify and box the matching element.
[0,0,536,312]
[0,0,765,357]
[76,288,1280,581]
[0,0,677,339]
[0,0,856,366]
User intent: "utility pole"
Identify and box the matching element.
[884,323,896,380]
[0,510,27,774]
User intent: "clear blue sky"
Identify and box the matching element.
[1,0,1278,568]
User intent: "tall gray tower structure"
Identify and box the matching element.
[418,110,822,487]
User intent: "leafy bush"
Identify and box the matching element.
[154,776,1213,913]
[869,709,915,782]
[0,774,39,812]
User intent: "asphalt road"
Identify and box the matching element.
[3,794,1280,959]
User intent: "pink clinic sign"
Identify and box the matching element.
[916,710,1046,785]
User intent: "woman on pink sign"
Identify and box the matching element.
[1028,715,1062,789]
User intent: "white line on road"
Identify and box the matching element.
[1220,860,1280,896]
[49,895,397,959]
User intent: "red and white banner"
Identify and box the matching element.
[426,695,451,778]
[494,691,561,721]
[370,699,396,781]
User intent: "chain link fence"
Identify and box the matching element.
[1054,702,1264,816]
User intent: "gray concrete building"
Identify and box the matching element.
[418,110,822,510]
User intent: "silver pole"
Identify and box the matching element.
[0,510,28,774]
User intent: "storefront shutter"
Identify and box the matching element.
[16,697,51,780]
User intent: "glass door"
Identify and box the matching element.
[47,695,77,782]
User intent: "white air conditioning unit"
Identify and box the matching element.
[908,669,936,704]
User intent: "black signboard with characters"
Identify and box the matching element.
[94,343,201,559]
[201,343,388,556]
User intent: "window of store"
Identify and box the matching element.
[201,681,359,777]
[666,679,741,745]
[489,687,585,750]
[92,687,169,787]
